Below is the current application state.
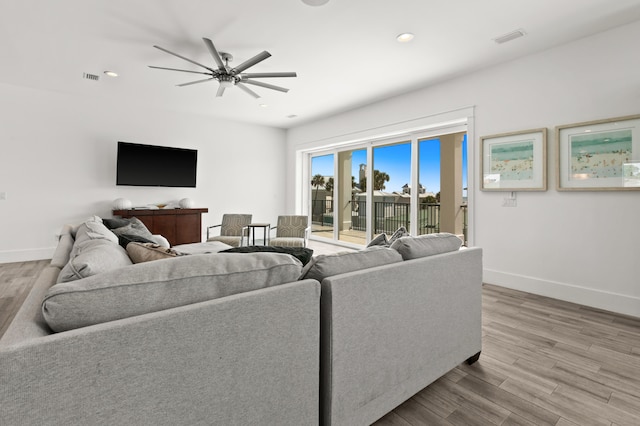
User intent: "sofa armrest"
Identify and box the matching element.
[320,248,482,426]
[0,280,320,426]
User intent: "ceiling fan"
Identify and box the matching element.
[149,37,297,98]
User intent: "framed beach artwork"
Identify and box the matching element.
[480,128,547,191]
[556,114,640,191]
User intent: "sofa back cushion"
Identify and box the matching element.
[43,253,303,332]
[301,246,403,282]
[390,233,462,260]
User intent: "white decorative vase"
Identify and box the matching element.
[179,198,195,209]
[113,198,132,210]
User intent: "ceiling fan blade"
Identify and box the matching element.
[202,37,225,70]
[240,72,297,78]
[216,85,226,97]
[243,79,289,93]
[236,82,261,99]
[177,78,215,87]
[233,51,271,73]
[149,65,212,76]
[153,45,215,72]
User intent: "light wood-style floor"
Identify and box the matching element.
[373,284,640,426]
[1,252,639,426]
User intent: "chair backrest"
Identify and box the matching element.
[276,215,308,238]
[220,214,252,236]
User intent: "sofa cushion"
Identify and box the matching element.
[126,242,183,263]
[42,252,304,332]
[390,233,462,260]
[57,239,133,283]
[302,246,403,282]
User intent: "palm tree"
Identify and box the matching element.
[311,174,325,218]
[325,177,334,194]
[359,170,390,191]
[373,170,390,191]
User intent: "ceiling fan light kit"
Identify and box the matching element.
[149,37,297,99]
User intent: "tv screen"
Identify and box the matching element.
[116,142,197,187]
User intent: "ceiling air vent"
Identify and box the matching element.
[493,29,526,44]
[83,72,100,81]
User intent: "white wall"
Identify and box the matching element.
[286,21,640,317]
[0,83,287,262]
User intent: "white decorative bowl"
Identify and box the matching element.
[113,198,132,210]
[179,198,195,208]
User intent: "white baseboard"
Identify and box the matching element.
[0,247,55,264]
[484,269,640,318]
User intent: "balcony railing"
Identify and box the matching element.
[311,200,468,245]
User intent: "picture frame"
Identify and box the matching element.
[556,114,640,191]
[480,128,547,191]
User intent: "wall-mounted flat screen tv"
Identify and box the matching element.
[116,141,198,187]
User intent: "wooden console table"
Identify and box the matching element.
[112,208,208,246]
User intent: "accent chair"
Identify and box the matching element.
[206,214,252,247]
[269,215,310,247]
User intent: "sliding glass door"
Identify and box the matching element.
[308,129,468,246]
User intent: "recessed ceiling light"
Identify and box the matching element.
[260,104,268,108]
[396,33,415,43]
[104,71,119,77]
[302,0,329,5]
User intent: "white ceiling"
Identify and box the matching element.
[2,0,640,129]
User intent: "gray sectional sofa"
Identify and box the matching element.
[0,216,482,426]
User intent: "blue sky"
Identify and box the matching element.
[312,135,467,194]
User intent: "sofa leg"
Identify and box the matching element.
[466,351,481,365]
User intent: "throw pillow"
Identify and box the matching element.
[366,233,388,248]
[74,217,118,246]
[116,233,157,249]
[387,226,410,246]
[85,219,119,244]
[110,217,155,247]
[102,217,131,229]
[126,242,183,263]
[57,239,133,283]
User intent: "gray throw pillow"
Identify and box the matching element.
[57,239,133,283]
[366,233,388,248]
[390,233,462,260]
[110,217,154,241]
[387,226,410,246]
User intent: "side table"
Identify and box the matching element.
[246,223,270,246]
